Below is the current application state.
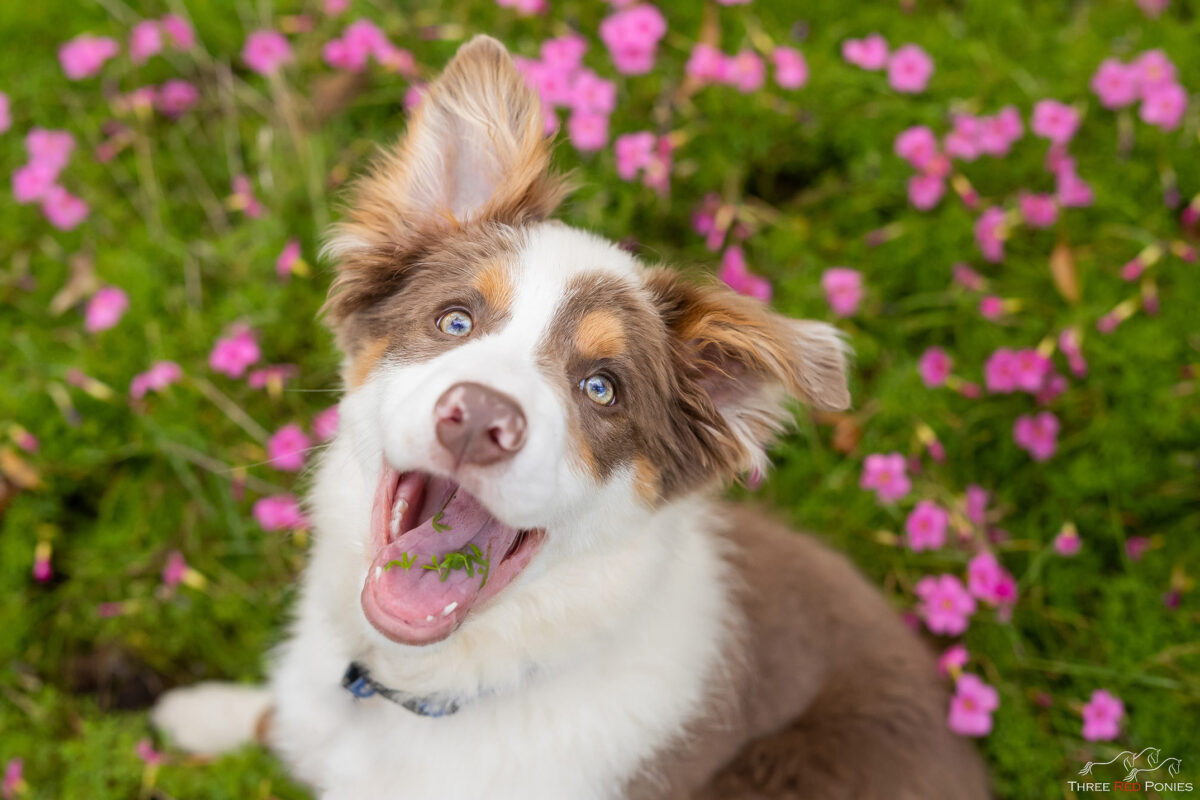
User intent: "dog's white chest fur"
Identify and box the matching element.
[267,439,733,800]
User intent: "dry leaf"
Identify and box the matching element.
[49,252,97,316]
[0,448,42,489]
[1049,241,1080,304]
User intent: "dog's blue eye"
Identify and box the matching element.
[580,374,616,407]
[437,309,473,337]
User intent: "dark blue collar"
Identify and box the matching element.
[341,661,461,718]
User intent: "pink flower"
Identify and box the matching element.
[1139,82,1187,130]
[953,263,985,291]
[231,174,264,218]
[979,107,1024,156]
[84,286,129,332]
[1055,163,1094,208]
[162,550,189,588]
[156,79,199,117]
[1126,536,1151,562]
[966,551,1017,607]
[130,360,183,399]
[253,494,309,531]
[323,37,368,72]
[129,20,163,64]
[614,131,656,180]
[1137,0,1169,16]
[887,44,934,93]
[894,126,939,169]
[719,246,770,302]
[915,574,976,635]
[27,128,75,172]
[908,173,945,211]
[938,644,970,677]
[0,92,9,134]
[985,348,1018,392]
[161,14,196,49]
[686,44,729,84]
[948,674,1000,737]
[1054,524,1081,556]
[821,267,863,317]
[209,325,260,378]
[247,364,298,389]
[59,34,119,80]
[1019,193,1058,228]
[842,34,888,70]
[727,51,765,93]
[242,30,292,75]
[1058,328,1088,377]
[905,501,949,552]
[860,452,911,504]
[772,47,807,90]
[4,758,25,799]
[1013,411,1060,461]
[599,4,667,75]
[313,405,340,441]
[268,424,310,471]
[571,71,617,115]
[12,163,58,204]
[1031,100,1080,144]
[567,110,609,152]
[1134,49,1176,92]
[979,295,1004,320]
[965,485,989,526]
[1090,58,1139,109]
[135,738,164,765]
[918,347,952,387]
[974,207,1006,262]
[497,0,548,14]
[1012,349,1051,392]
[542,33,587,72]
[1081,689,1124,741]
[276,238,302,279]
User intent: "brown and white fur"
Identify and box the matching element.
[152,36,990,800]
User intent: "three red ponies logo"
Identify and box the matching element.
[1071,747,1193,794]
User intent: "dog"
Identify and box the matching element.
[152,35,990,800]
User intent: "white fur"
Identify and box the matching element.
[150,683,271,756]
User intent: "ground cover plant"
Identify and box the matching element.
[1,0,1198,797]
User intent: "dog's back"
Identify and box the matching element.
[629,505,990,799]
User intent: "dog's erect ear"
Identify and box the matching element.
[336,35,566,245]
[323,35,568,326]
[646,269,851,477]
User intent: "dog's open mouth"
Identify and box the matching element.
[361,464,545,645]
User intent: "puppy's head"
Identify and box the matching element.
[323,36,850,646]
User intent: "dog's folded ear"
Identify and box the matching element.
[323,36,569,324]
[646,269,852,479]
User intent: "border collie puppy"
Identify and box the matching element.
[153,35,990,800]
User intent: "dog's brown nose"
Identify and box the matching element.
[434,382,527,467]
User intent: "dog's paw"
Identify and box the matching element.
[150,682,272,756]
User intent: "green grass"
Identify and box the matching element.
[1,1,1198,798]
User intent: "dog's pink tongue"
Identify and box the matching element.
[363,479,520,645]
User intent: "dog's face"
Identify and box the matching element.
[323,36,850,647]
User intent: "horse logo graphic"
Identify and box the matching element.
[1079,747,1161,776]
[1126,757,1183,783]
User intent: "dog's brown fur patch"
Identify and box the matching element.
[348,336,390,388]
[575,309,627,360]
[624,506,991,800]
[473,261,516,316]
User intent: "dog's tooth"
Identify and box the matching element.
[425,614,435,622]
[441,601,458,617]
[374,566,382,580]
[389,498,407,538]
